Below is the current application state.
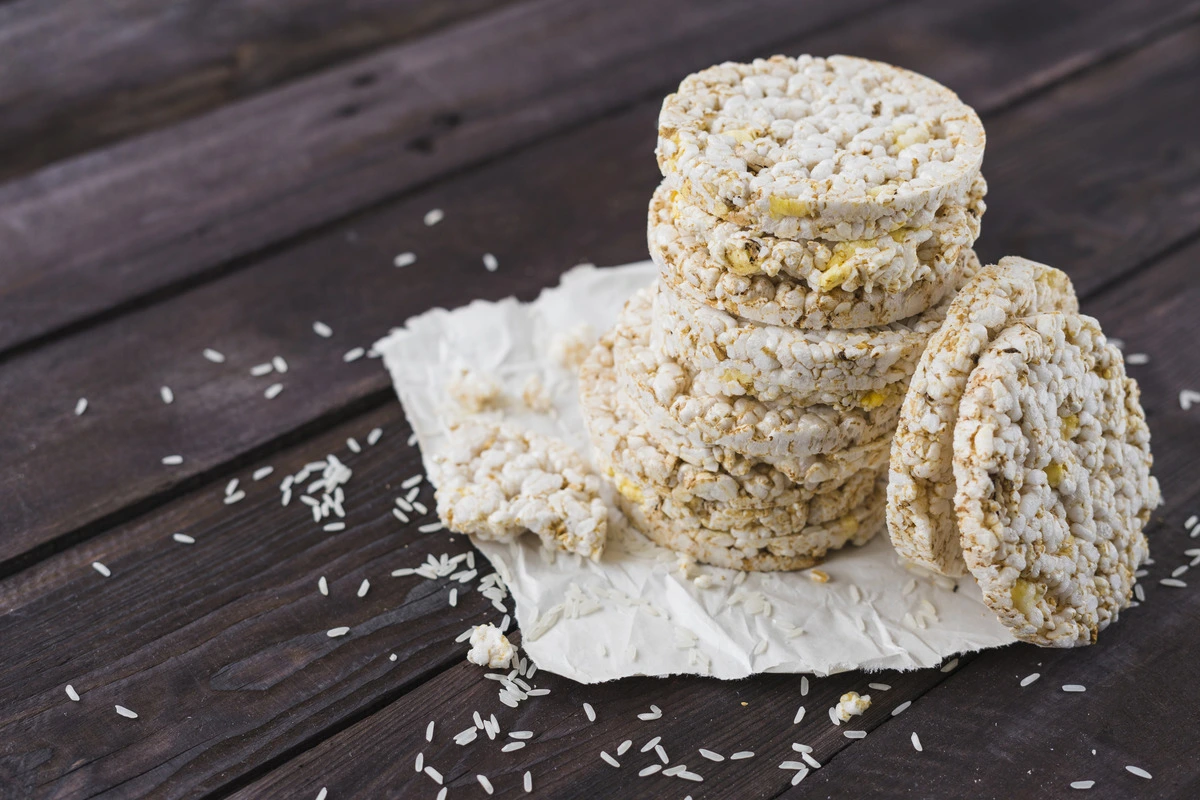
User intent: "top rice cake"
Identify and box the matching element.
[657,55,985,240]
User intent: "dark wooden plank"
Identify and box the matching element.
[5,3,1200,571]
[0,0,521,182]
[0,403,509,799]
[222,659,959,800]
[779,240,1200,799]
[0,0,884,355]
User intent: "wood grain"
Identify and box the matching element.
[3,9,1199,574]
[0,0,522,181]
[0,0,882,355]
[225,655,958,800]
[0,404,507,798]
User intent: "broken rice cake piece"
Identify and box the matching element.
[467,623,514,669]
[434,421,607,559]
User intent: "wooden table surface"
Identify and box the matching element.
[2,1,1199,797]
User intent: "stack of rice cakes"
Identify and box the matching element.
[582,55,987,571]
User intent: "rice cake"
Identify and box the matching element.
[616,472,886,572]
[614,288,902,458]
[656,55,985,241]
[887,257,1079,576]
[665,174,985,293]
[653,279,958,406]
[650,183,979,329]
[582,321,893,493]
[954,312,1160,646]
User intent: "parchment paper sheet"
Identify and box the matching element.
[375,262,1014,683]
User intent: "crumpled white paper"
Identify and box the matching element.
[376,262,1015,683]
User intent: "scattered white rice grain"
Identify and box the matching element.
[641,736,661,753]
[405,486,421,502]
[412,501,428,515]
[801,676,809,696]
[1186,514,1200,530]
[401,475,423,489]
[424,209,444,226]
[424,766,442,784]
[801,752,821,769]
[92,561,111,577]
[313,321,333,338]
[160,386,174,404]
[617,740,632,756]
[318,576,328,596]
[828,706,840,726]
[271,356,288,373]
[449,588,457,607]
[253,466,274,480]
[394,251,417,267]
[502,741,526,752]
[251,363,273,376]
[1172,565,1189,578]
[65,685,80,702]
[509,731,533,740]
[941,658,959,672]
[600,751,620,768]
[415,752,424,772]
[224,490,246,504]
[162,455,183,465]
[343,347,365,363]
[791,767,810,786]
[792,743,812,754]
[74,397,88,415]
[408,432,418,446]
[793,706,806,724]
[677,771,703,782]
[1159,578,1187,588]
[392,508,410,522]
[483,253,499,272]
[699,749,723,761]
[1071,780,1095,789]
[1125,766,1151,779]
[638,765,662,777]
[367,428,383,445]
[868,683,891,691]
[172,533,195,544]
[326,626,350,637]
[524,771,532,793]
[225,478,239,496]
[1126,353,1149,365]
[202,348,225,363]
[1062,684,1086,693]
[316,789,327,800]
[418,522,444,533]
[583,702,596,722]
[356,579,369,598]
[779,761,807,770]
[655,744,668,764]
[911,732,923,752]
[892,701,912,716]
[115,705,138,719]
[1021,673,1040,687]
[730,751,754,760]
[323,522,345,532]
[264,383,284,399]
[476,774,494,795]
[844,730,867,739]
[346,437,361,453]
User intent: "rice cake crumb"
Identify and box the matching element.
[835,691,871,721]
[467,624,514,669]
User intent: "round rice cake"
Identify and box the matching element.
[656,55,985,241]
[887,257,1079,576]
[954,312,1160,646]
[580,318,890,498]
[614,288,901,458]
[650,183,980,329]
[665,174,985,293]
[653,279,956,406]
[615,471,887,571]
